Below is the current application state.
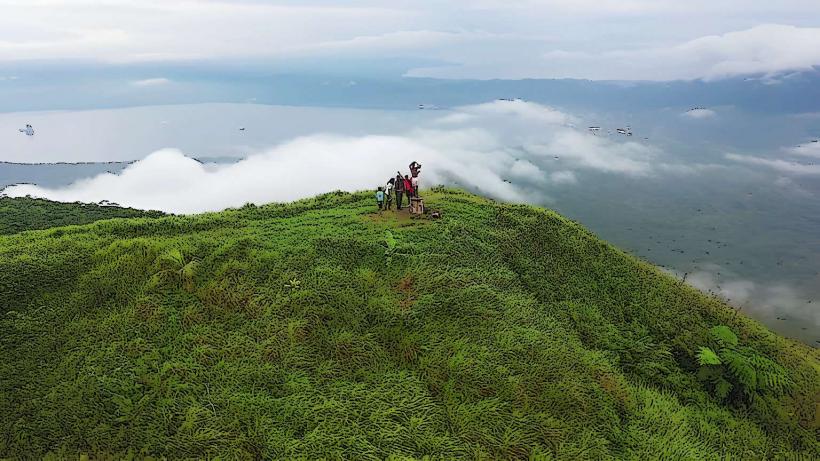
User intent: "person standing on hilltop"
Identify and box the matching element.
[394,172,405,209]
[409,161,421,196]
[403,174,414,199]
[385,177,395,210]
[409,161,421,177]
[375,187,385,212]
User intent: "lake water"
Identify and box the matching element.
[1,103,818,345]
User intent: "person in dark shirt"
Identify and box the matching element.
[394,172,405,210]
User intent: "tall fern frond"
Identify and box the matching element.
[720,349,757,395]
[708,325,738,347]
[744,350,792,394]
[696,347,721,366]
[181,259,199,291]
[150,248,198,291]
[714,377,733,400]
[384,229,397,250]
[159,248,185,270]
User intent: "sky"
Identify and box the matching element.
[1,0,820,81]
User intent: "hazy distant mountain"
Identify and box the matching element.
[2,59,818,114]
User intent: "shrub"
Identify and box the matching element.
[696,325,792,402]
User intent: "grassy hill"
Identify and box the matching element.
[0,196,164,235]
[0,189,817,459]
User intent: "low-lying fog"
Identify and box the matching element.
[1,101,818,345]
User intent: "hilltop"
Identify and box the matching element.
[0,189,817,459]
[0,196,164,235]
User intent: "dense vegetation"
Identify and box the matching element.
[0,189,817,459]
[0,196,164,235]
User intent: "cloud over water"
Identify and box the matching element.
[3,100,663,213]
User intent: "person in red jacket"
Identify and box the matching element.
[403,174,414,198]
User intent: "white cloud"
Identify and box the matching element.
[2,2,820,81]
[0,1,411,62]
[686,264,820,328]
[1,136,523,213]
[533,25,820,81]
[682,108,716,119]
[530,131,655,174]
[435,112,477,124]
[675,24,820,80]
[773,176,796,188]
[131,77,171,87]
[509,159,546,183]
[459,99,577,126]
[726,153,820,175]
[549,170,577,185]
[1,100,673,213]
[656,162,727,175]
[288,30,484,58]
[787,141,820,159]
[688,269,755,305]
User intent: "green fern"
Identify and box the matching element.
[721,348,758,396]
[149,248,199,291]
[285,279,302,290]
[708,325,738,347]
[384,229,397,263]
[384,229,397,250]
[714,377,733,400]
[694,325,791,402]
[744,349,792,394]
[696,347,721,366]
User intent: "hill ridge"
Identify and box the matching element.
[0,188,817,459]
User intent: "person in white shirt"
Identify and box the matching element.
[385,178,395,210]
[409,161,421,197]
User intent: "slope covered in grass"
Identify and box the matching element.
[0,189,817,459]
[0,196,164,235]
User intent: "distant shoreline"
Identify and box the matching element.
[0,160,135,166]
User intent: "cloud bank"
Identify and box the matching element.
[2,1,820,81]
[788,141,820,159]
[682,108,716,119]
[2,100,670,213]
[131,77,171,87]
[726,153,820,175]
[533,25,820,81]
[686,264,820,328]
[724,138,820,177]
[409,24,820,81]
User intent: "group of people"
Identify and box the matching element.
[376,161,421,211]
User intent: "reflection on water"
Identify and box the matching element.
[1,103,818,345]
[547,170,819,346]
